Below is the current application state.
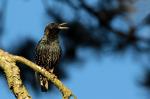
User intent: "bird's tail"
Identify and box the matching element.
[39,74,49,92]
[36,67,54,92]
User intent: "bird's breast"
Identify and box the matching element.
[45,43,61,64]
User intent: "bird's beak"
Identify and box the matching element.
[58,23,69,30]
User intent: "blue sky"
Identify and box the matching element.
[0,0,150,99]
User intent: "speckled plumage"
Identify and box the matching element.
[35,23,63,92]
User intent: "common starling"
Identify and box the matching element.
[35,23,68,92]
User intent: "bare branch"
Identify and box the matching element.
[0,49,76,99]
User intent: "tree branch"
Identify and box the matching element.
[0,49,76,99]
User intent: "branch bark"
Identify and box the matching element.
[0,49,76,99]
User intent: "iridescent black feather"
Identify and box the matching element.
[35,23,67,92]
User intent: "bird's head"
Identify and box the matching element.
[44,23,68,36]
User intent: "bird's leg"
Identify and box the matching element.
[49,67,58,79]
[45,66,54,73]
[49,68,54,73]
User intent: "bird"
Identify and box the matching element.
[35,23,68,92]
